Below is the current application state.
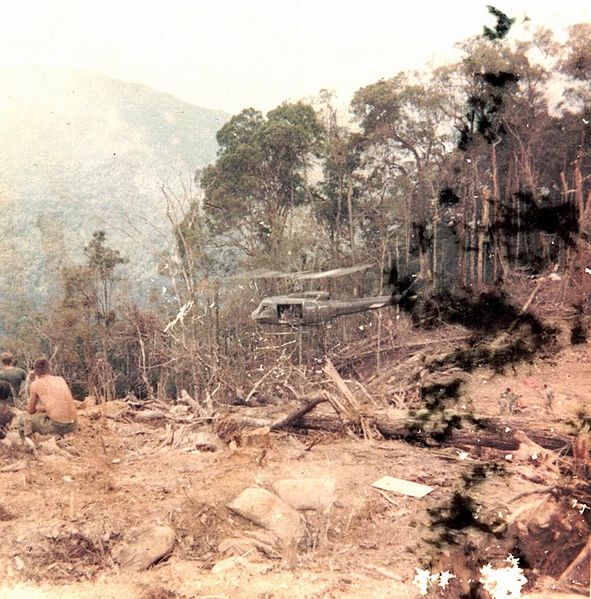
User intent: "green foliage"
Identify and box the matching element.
[201,101,325,264]
[84,230,127,282]
[456,37,525,149]
[352,73,447,145]
[42,265,99,397]
[21,231,133,400]
[350,72,450,281]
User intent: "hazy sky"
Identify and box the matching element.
[1,1,590,115]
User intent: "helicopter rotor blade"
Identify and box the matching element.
[293,263,373,280]
[240,269,297,280]
[238,263,373,281]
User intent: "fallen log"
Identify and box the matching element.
[132,409,169,422]
[138,398,572,456]
[236,402,573,452]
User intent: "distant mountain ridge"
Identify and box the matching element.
[0,66,230,319]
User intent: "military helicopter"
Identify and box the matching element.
[250,264,416,326]
[251,291,399,325]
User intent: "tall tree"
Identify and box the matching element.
[449,24,560,283]
[351,72,449,283]
[84,230,127,326]
[314,90,364,268]
[200,102,325,268]
[82,230,127,400]
[552,22,591,297]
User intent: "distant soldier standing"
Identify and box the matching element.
[499,388,532,415]
[507,389,520,415]
[543,384,554,412]
[499,388,510,414]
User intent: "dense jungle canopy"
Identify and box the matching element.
[4,10,591,402]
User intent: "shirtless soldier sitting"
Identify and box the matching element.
[23,357,78,436]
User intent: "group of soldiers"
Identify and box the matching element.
[499,383,554,415]
[0,352,78,440]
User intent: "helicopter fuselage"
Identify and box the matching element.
[251,292,394,326]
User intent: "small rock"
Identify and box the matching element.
[13,556,25,571]
[193,431,223,452]
[116,525,176,572]
[38,436,67,455]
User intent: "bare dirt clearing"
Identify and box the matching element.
[2,336,591,598]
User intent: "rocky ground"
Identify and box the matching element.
[2,324,591,598]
